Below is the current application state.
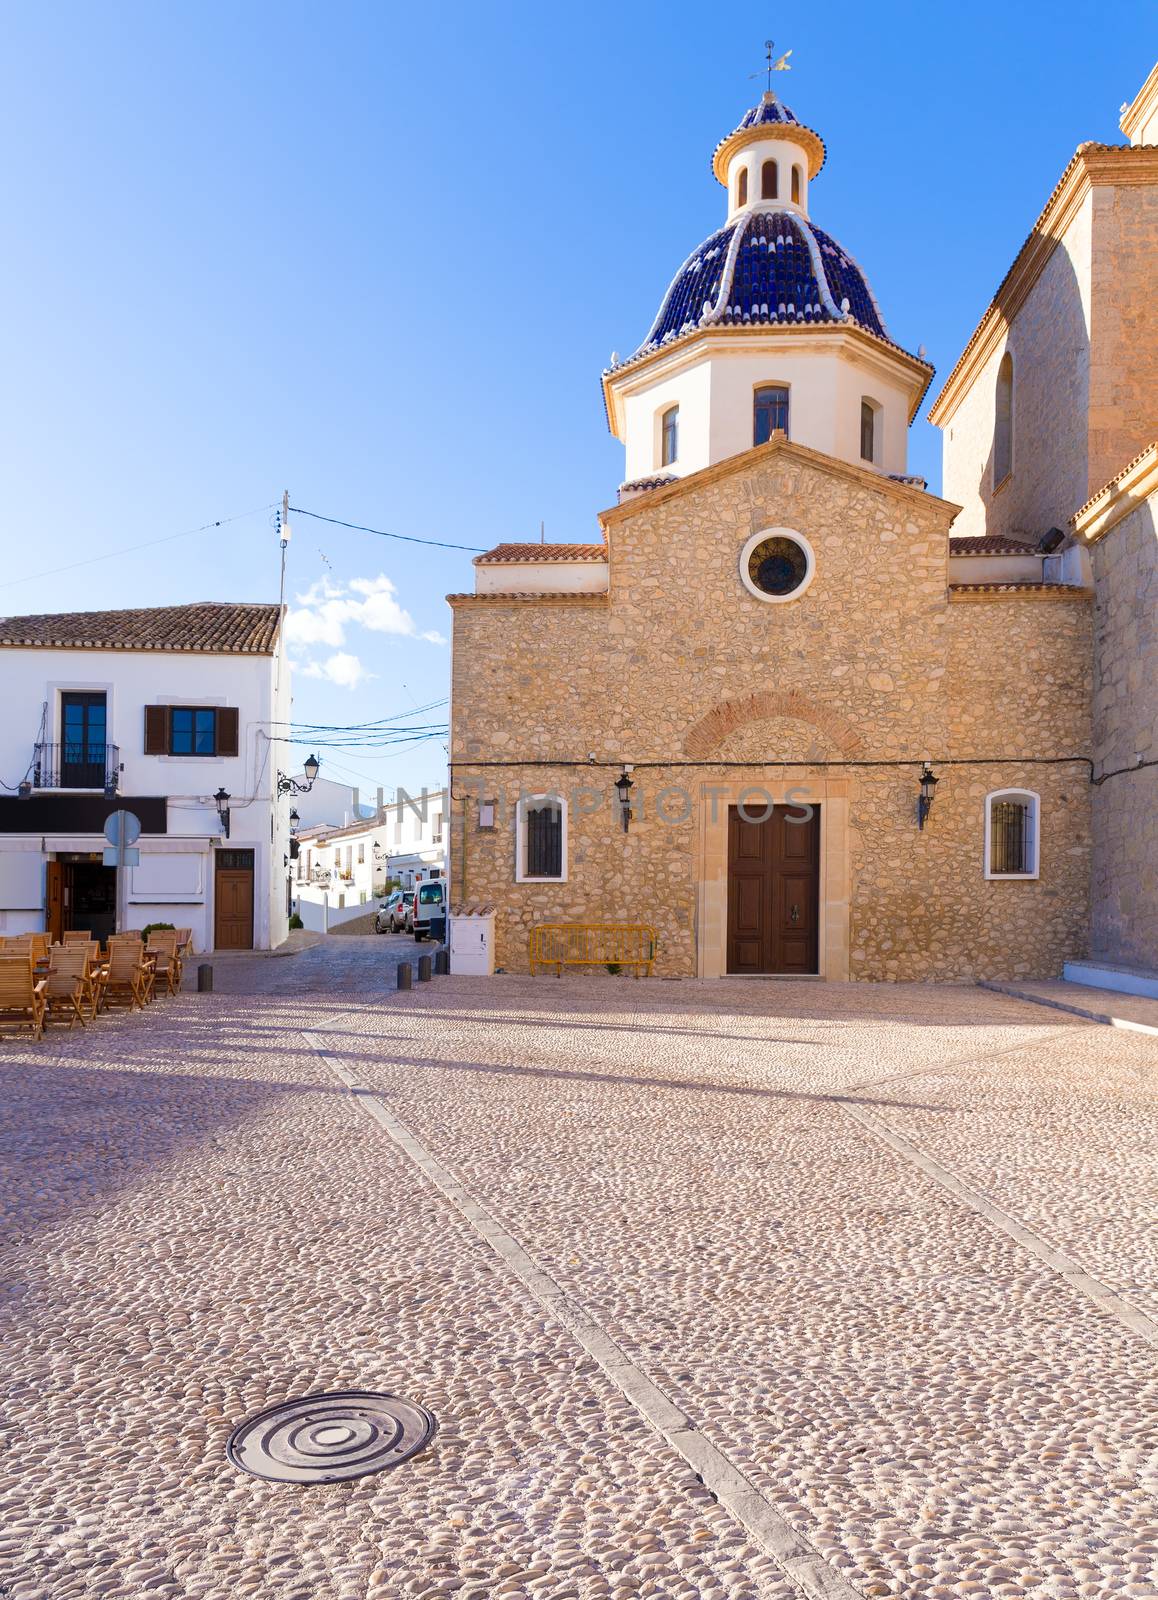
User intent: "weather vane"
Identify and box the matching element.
[750,39,792,94]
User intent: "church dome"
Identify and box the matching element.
[619,209,888,370]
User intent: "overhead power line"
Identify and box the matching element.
[289,506,486,554]
[0,504,277,591]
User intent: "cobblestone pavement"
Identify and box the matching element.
[2,942,1155,1600]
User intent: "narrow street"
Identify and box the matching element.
[2,941,1155,1600]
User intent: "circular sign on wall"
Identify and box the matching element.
[739,527,815,603]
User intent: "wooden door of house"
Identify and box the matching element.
[726,805,820,975]
[46,860,64,945]
[214,849,255,950]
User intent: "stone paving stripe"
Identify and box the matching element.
[978,978,1158,1036]
[308,1032,866,1600]
[841,1101,1158,1346]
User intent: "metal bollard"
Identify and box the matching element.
[397,961,412,991]
[433,949,448,976]
[417,954,432,983]
[197,963,214,993]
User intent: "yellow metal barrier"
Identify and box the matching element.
[529,923,657,978]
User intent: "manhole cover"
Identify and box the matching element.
[226,1390,436,1483]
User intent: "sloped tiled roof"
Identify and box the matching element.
[475,543,607,564]
[948,536,1038,554]
[0,601,282,653]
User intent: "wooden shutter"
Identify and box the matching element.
[217,707,239,757]
[144,705,169,755]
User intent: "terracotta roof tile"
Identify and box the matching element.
[948,536,1038,554]
[475,543,607,564]
[948,582,1090,599]
[0,601,282,653]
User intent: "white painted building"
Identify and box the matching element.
[0,602,291,951]
[293,785,447,930]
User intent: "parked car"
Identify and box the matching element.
[374,890,414,934]
[412,878,446,941]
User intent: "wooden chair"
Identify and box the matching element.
[62,929,93,946]
[29,933,50,962]
[0,955,48,1040]
[147,930,181,997]
[44,946,91,1029]
[102,944,148,1012]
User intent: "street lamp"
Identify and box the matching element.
[289,806,300,832]
[614,768,635,834]
[917,763,938,831]
[214,786,232,839]
[277,754,321,797]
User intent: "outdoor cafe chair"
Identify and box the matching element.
[44,946,92,1029]
[102,944,149,1012]
[0,954,48,1040]
[147,930,181,997]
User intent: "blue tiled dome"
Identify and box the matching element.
[616,210,888,369]
[734,95,803,131]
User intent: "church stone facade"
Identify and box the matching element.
[448,67,1156,982]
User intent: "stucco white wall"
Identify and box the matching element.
[725,135,811,221]
[620,337,911,483]
[0,640,288,951]
[475,561,608,594]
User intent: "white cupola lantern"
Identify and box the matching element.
[602,82,934,495]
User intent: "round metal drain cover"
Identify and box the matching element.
[226,1390,436,1483]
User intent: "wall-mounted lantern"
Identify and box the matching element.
[614,768,635,833]
[277,753,321,797]
[289,806,300,833]
[917,763,938,831]
[214,786,232,839]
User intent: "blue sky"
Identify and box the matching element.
[0,2,1149,797]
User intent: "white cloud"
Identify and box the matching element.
[285,571,445,650]
[301,651,373,689]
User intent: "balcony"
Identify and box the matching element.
[26,742,121,794]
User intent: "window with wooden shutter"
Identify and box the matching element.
[144,705,169,755]
[216,707,239,757]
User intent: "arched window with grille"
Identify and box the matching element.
[984,789,1039,879]
[791,164,802,204]
[761,159,778,200]
[860,398,880,464]
[994,352,1014,487]
[754,385,789,445]
[661,405,679,467]
[737,167,748,207]
[516,794,567,882]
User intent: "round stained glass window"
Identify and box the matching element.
[739,528,815,604]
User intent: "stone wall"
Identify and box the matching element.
[1089,489,1158,966]
[450,440,1093,981]
[940,192,1092,543]
[1088,183,1158,496]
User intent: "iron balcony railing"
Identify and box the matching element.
[29,741,121,793]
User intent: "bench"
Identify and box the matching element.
[529,923,657,978]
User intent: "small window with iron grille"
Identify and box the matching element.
[984,789,1039,879]
[516,795,567,883]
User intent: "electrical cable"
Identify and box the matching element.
[288,506,486,554]
[0,504,276,591]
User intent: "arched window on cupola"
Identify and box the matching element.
[754,386,790,445]
[761,160,778,200]
[737,168,748,207]
[661,405,679,467]
[791,164,802,204]
[860,398,881,464]
[994,353,1014,487]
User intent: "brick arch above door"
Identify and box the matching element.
[681,691,866,761]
